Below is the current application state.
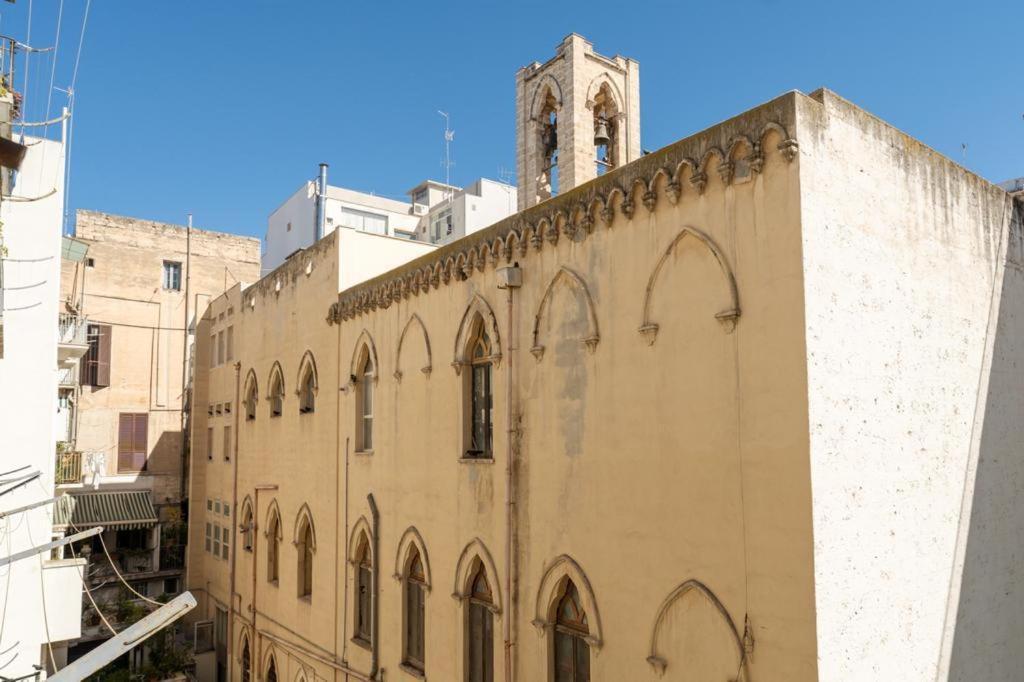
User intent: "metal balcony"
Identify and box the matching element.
[57,313,89,364]
[55,449,82,485]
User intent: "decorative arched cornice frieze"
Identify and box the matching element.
[267,361,285,400]
[530,267,600,361]
[347,515,373,565]
[291,503,316,551]
[645,579,748,677]
[330,119,796,323]
[451,537,503,615]
[349,329,380,385]
[394,313,433,382]
[531,554,603,652]
[392,526,433,591]
[529,74,563,119]
[452,294,502,375]
[294,350,318,396]
[263,499,282,540]
[640,226,741,345]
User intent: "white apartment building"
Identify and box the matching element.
[0,122,87,676]
[263,166,516,273]
[410,177,518,244]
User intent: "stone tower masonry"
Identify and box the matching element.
[515,34,640,211]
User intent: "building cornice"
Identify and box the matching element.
[328,93,800,325]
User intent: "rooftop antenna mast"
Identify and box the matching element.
[498,165,515,214]
[439,111,454,203]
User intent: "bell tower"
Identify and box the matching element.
[515,34,640,210]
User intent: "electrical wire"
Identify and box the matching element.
[69,519,162,607]
[62,0,91,235]
[66,539,117,635]
[0,522,12,655]
[26,521,57,672]
[43,0,64,138]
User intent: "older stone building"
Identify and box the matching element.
[186,37,1024,682]
[57,209,261,660]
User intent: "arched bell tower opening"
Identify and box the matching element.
[515,34,640,210]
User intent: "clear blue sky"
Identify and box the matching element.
[2,1,1020,241]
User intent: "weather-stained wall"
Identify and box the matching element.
[188,90,823,682]
[795,89,1022,680]
[61,210,260,506]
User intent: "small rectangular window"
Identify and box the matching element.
[86,257,95,267]
[162,261,182,291]
[221,526,230,560]
[205,523,212,552]
[206,499,213,511]
[226,326,234,362]
[223,425,232,461]
[117,413,148,472]
[210,335,217,368]
[217,332,225,366]
[213,525,221,557]
[207,427,214,460]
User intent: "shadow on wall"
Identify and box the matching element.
[149,429,185,505]
[948,202,1024,681]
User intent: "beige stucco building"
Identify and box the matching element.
[186,37,1024,682]
[57,209,261,659]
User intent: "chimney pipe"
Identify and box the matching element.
[315,163,329,241]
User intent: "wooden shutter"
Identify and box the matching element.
[118,413,148,472]
[96,324,112,387]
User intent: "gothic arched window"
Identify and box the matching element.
[240,500,253,552]
[466,562,494,682]
[354,347,375,451]
[403,547,426,671]
[297,516,315,598]
[244,374,258,421]
[553,580,590,682]
[464,317,493,459]
[268,367,284,418]
[266,509,281,584]
[355,534,373,644]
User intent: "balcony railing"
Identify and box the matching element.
[160,545,186,571]
[55,449,82,485]
[58,313,87,345]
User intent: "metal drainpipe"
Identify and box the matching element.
[226,360,241,680]
[367,493,380,680]
[316,163,329,241]
[500,264,522,682]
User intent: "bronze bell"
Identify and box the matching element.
[594,118,611,147]
[542,122,558,157]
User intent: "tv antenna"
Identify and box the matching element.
[439,111,455,202]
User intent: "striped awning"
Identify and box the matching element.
[54,490,158,530]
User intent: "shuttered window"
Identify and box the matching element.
[81,324,112,387]
[117,413,148,472]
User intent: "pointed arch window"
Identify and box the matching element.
[266,510,280,584]
[403,547,426,671]
[244,377,258,421]
[355,349,375,451]
[240,637,251,682]
[553,580,590,682]
[464,318,493,459]
[466,562,494,682]
[269,370,284,418]
[299,365,316,414]
[297,516,314,598]
[354,534,373,644]
[241,501,253,552]
[265,656,277,682]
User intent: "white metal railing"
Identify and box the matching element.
[58,312,87,345]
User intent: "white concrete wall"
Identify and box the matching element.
[265,183,424,273]
[0,135,81,677]
[795,89,1018,680]
[264,183,316,275]
[336,227,435,292]
[943,199,1024,681]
